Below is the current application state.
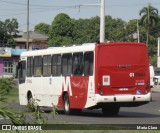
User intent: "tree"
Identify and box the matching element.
[125,19,137,41]
[105,16,126,42]
[0,18,18,45]
[34,22,50,35]
[50,36,73,46]
[73,16,100,44]
[49,13,74,46]
[139,4,159,45]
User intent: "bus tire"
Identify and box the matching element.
[102,106,120,116]
[63,94,71,115]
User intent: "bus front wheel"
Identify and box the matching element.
[28,93,33,105]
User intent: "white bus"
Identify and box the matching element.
[18,42,151,115]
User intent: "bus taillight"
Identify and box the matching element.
[99,89,104,95]
[97,83,104,95]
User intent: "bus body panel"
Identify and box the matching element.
[19,76,95,109]
[19,44,96,109]
[19,83,28,105]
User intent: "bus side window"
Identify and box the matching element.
[27,57,33,77]
[34,56,42,77]
[43,55,51,76]
[62,54,72,76]
[84,52,94,76]
[72,52,83,76]
[52,54,61,76]
[18,61,26,84]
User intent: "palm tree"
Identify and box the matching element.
[139,4,159,45]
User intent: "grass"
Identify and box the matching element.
[5,88,19,103]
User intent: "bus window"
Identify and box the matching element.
[27,57,33,77]
[84,52,93,76]
[62,54,72,76]
[43,55,51,76]
[72,52,83,76]
[34,56,42,77]
[18,61,26,84]
[52,54,61,76]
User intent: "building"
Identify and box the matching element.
[14,31,48,50]
[0,47,26,77]
[0,31,48,78]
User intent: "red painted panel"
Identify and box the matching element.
[69,76,89,109]
[95,42,150,96]
[57,76,89,109]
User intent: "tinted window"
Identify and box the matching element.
[34,56,42,77]
[43,55,51,76]
[62,54,72,76]
[84,52,94,76]
[52,54,61,76]
[27,57,33,77]
[18,61,26,84]
[72,52,83,75]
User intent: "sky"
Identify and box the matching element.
[0,0,160,31]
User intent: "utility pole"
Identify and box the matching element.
[26,0,29,50]
[137,20,140,43]
[157,37,160,67]
[78,0,105,43]
[100,0,105,43]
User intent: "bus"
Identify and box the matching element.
[18,42,151,116]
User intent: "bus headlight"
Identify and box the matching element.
[144,90,148,94]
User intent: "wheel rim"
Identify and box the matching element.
[65,99,69,112]
[64,95,70,114]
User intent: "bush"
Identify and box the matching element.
[0,78,16,101]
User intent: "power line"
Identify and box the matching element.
[0,0,76,8]
[0,0,26,6]
[0,0,159,8]
[0,6,75,16]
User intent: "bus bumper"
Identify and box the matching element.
[95,92,151,103]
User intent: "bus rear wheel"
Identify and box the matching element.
[63,94,71,115]
[102,106,120,116]
[63,94,82,115]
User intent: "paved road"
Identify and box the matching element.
[1,91,160,125]
[52,92,160,124]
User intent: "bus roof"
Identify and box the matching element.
[20,43,96,58]
[20,42,146,58]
